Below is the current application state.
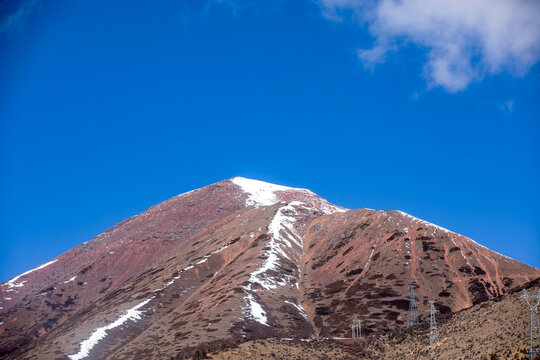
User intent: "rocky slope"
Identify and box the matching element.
[0,177,538,359]
[301,207,536,336]
[208,279,540,360]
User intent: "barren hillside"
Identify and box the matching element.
[208,279,540,359]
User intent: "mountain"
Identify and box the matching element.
[1,177,538,359]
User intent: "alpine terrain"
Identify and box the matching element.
[1,177,539,359]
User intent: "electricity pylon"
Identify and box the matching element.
[522,289,540,360]
[408,285,419,327]
[425,300,439,346]
[351,319,361,338]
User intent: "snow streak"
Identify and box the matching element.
[246,202,304,290]
[244,293,268,326]
[67,299,152,360]
[364,238,379,269]
[242,201,310,326]
[67,233,243,359]
[284,300,309,320]
[4,259,58,290]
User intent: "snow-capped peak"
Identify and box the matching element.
[231,177,347,214]
[231,177,297,207]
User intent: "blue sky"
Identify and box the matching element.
[1,0,539,281]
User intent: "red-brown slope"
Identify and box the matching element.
[0,179,252,355]
[301,209,540,337]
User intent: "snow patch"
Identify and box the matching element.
[231,177,346,214]
[284,300,309,320]
[176,189,195,198]
[153,244,231,294]
[268,202,304,248]
[244,293,268,326]
[4,259,57,289]
[163,274,181,288]
[64,276,77,284]
[232,177,293,207]
[396,211,454,235]
[69,255,207,360]
[196,256,209,265]
[210,237,237,255]
[449,236,471,266]
[364,238,379,269]
[463,237,517,261]
[68,298,152,360]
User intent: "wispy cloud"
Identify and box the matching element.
[320,0,540,92]
[0,0,41,35]
[499,99,514,116]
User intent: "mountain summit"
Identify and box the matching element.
[1,177,538,359]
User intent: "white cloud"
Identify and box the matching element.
[357,44,388,68]
[320,0,540,92]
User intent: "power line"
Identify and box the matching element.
[425,300,439,346]
[521,289,540,360]
[351,318,361,338]
[408,285,419,327]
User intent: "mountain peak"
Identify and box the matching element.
[230,177,345,214]
[231,177,305,207]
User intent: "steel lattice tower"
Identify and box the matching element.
[522,289,540,360]
[425,301,439,346]
[351,319,361,338]
[408,285,419,327]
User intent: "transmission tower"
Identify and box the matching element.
[522,289,540,360]
[351,318,361,338]
[408,285,419,327]
[425,300,439,346]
